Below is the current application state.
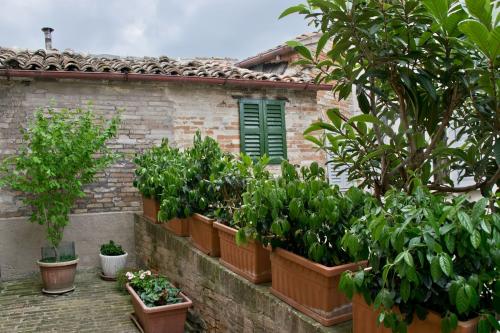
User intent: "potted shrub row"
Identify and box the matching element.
[339,182,500,333]
[235,161,370,325]
[0,106,120,294]
[125,270,192,333]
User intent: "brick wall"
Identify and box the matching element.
[0,78,325,218]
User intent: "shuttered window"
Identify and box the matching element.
[239,99,287,164]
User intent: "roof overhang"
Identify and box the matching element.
[0,69,332,91]
[235,46,294,69]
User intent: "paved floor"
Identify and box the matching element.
[0,270,138,333]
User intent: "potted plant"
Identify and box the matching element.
[0,106,120,294]
[134,139,190,236]
[126,270,192,333]
[339,182,500,333]
[185,132,225,256]
[212,154,273,283]
[236,161,370,324]
[99,240,128,280]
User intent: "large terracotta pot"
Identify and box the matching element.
[270,248,365,326]
[189,213,220,257]
[213,222,271,284]
[126,283,192,333]
[37,258,79,294]
[142,196,160,223]
[352,294,478,333]
[99,252,128,279]
[163,217,190,237]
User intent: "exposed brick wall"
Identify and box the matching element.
[0,78,325,218]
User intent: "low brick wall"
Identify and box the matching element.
[134,214,351,333]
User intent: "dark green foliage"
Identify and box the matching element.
[0,105,120,259]
[339,180,500,333]
[282,0,499,199]
[235,160,372,266]
[100,240,125,256]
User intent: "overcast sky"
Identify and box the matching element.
[0,0,314,60]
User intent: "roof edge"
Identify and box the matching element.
[0,69,332,91]
[235,46,293,68]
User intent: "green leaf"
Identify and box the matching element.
[471,198,488,223]
[470,230,481,249]
[286,41,313,60]
[457,211,474,234]
[326,108,342,129]
[400,279,411,302]
[439,253,453,277]
[316,32,331,58]
[347,114,383,126]
[403,251,414,267]
[495,138,500,166]
[422,0,449,25]
[431,256,442,282]
[463,0,492,29]
[459,20,493,58]
[278,4,306,19]
[455,286,470,314]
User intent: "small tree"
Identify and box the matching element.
[281,0,499,201]
[0,106,120,260]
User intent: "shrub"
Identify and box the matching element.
[209,153,271,225]
[339,180,500,333]
[235,160,371,266]
[0,106,120,261]
[126,270,182,307]
[100,240,125,256]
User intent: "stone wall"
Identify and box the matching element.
[135,214,351,333]
[0,77,325,218]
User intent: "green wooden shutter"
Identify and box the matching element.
[239,99,264,157]
[263,100,287,163]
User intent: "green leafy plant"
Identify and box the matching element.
[126,270,183,307]
[209,153,271,225]
[133,139,191,221]
[0,106,120,261]
[235,160,371,266]
[100,240,125,256]
[340,180,500,333]
[282,0,499,201]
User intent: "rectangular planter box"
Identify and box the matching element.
[270,248,365,326]
[213,222,271,284]
[189,213,220,257]
[126,283,192,333]
[352,294,478,333]
[163,217,190,237]
[142,196,160,223]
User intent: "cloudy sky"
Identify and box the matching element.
[0,0,314,60]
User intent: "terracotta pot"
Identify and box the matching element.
[352,294,478,333]
[99,252,128,279]
[270,248,366,326]
[189,213,220,257]
[142,196,160,223]
[37,258,79,294]
[163,217,190,237]
[126,283,192,333]
[213,222,271,284]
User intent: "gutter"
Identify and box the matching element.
[0,69,332,91]
[234,46,294,69]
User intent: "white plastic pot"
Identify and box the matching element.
[99,252,128,278]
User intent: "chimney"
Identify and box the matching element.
[41,27,54,50]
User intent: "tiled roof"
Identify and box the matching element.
[235,32,322,68]
[0,48,312,83]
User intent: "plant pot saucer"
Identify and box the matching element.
[99,272,117,281]
[129,312,145,333]
[42,285,75,295]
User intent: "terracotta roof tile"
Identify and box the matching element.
[0,48,312,84]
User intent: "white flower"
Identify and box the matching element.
[145,270,152,276]
[139,272,146,279]
[125,272,134,280]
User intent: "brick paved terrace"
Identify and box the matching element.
[0,270,138,333]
